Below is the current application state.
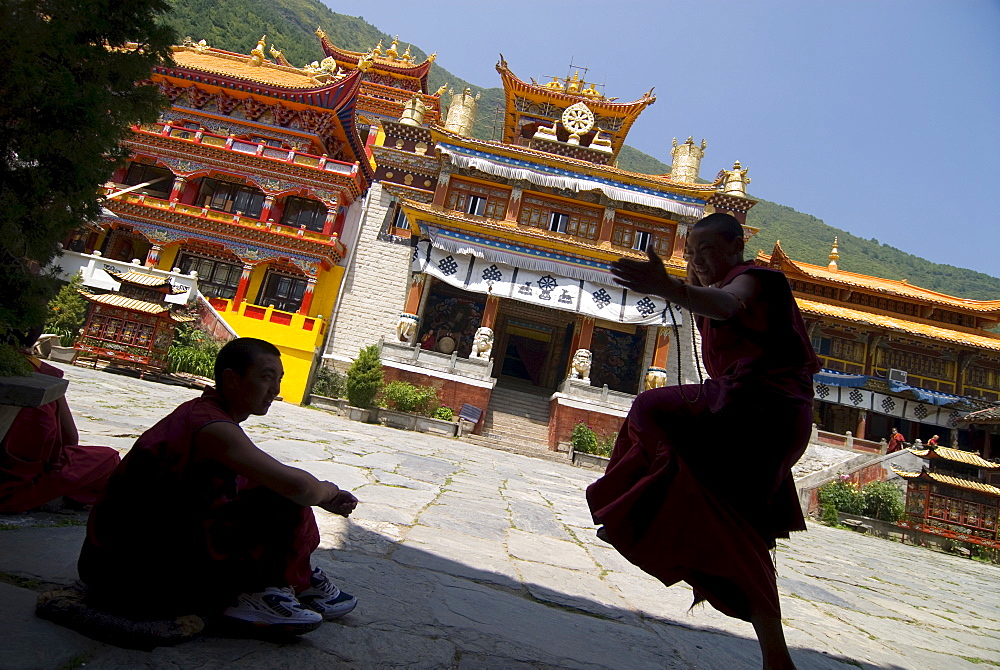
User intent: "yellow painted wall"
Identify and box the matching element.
[309,265,343,319]
[157,244,181,271]
[247,265,268,305]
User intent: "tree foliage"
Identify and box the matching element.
[345,344,383,409]
[0,0,175,339]
[45,272,88,334]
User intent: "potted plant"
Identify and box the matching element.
[308,366,348,413]
[344,344,383,422]
[45,272,88,363]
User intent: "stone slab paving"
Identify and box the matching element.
[1,364,999,669]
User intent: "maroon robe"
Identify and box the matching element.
[0,359,119,513]
[79,389,319,617]
[586,262,819,621]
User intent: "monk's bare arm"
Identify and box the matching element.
[56,397,79,447]
[195,421,343,508]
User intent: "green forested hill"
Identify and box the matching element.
[163,0,1000,300]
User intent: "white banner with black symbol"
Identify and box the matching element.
[412,241,680,326]
[811,381,966,428]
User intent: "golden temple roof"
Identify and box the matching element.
[79,292,191,321]
[893,468,1000,496]
[496,57,655,159]
[795,297,1000,351]
[104,269,186,293]
[764,243,1000,315]
[907,447,1000,469]
[169,45,336,89]
[316,29,434,90]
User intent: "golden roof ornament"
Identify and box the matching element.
[357,51,375,73]
[544,76,565,92]
[249,35,267,67]
[562,101,595,145]
[428,52,437,63]
[399,94,427,127]
[433,83,448,97]
[386,36,399,59]
[372,39,383,57]
[268,45,291,67]
[828,237,840,271]
[567,71,582,94]
[401,44,413,62]
[444,87,480,137]
[670,136,707,183]
[721,160,751,197]
[315,27,328,41]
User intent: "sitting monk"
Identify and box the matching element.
[78,337,359,632]
[587,213,819,670]
[0,328,120,514]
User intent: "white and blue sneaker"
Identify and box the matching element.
[297,567,358,620]
[223,586,322,633]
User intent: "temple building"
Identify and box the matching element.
[63,35,374,403]
[894,446,1000,549]
[763,240,1000,453]
[323,55,754,448]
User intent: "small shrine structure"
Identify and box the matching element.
[894,446,1000,549]
[75,269,193,373]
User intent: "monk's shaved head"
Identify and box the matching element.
[214,337,281,387]
[692,212,745,243]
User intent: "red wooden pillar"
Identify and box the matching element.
[404,274,426,315]
[577,317,595,352]
[504,186,523,222]
[232,263,253,308]
[260,195,275,222]
[432,170,451,207]
[168,177,187,203]
[672,223,690,260]
[856,412,868,440]
[652,326,671,368]
[598,205,615,244]
[298,277,316,315]
[322,206,337,236]
[481,295,500,329]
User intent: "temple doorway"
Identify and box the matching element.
[500,321,554,388]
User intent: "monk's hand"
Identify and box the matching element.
[320,489,359,517]
[610,247,675,298]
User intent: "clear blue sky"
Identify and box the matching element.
[328,0,1000,278]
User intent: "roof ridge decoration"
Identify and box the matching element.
[495,55,655,160]
[907,446,1000,469]
[315,27,435,92]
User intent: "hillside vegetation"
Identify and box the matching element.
[164,0,1000,300]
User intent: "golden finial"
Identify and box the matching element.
[249,35,267,67]
[544,76,564,91]
[386,35,399,59]
[401,44,412,62]
[567,70,582,93]
[828,237,840,271]
[315,27,328,40]
[357,51,375,72]
[433,83,448,96]
[720,160,751,197]
[372,39,383,56]
[428,52,437,63]
[269,45,290,67]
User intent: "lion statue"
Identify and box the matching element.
[470,327,494,360]
[568,348,592,383]
[396,313,419,343]
[644,367,667,391]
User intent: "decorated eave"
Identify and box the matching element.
[155,46,373,182]
[104,268,187,294]
[795,297,1000,352]
[959,405,1000,425]
[907,446,1000,469]
[892,468,1000,497]
[316,30,434,92]
[397,198,687,274]
[79,292,193,322]
[429,127,712,219]
[496,56,655,158]
[762,242,1000,316]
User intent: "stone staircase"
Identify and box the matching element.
[463,379,567,461]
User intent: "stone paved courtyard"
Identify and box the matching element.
[2,363,999,669]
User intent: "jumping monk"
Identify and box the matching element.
[0,328,120,514]
[78,337,359,633]
[587,213,819,670]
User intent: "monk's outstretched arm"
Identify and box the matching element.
[195,421,356,515]
[610,248,758,321]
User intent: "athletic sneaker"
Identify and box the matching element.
[222,586,322,632]
[297,567,358,619]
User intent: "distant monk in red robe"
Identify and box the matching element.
[79,338,359,634]
[588,213,819,670]
[887,427,906,452]
[0,329,120,514]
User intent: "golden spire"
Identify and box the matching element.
[567,70,582,93]
[387,35,399,59]
[828,237,840,271]
[249,35,267,67]
[372,39,383,57]
[401,44,413,62]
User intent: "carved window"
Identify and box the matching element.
[257,271,306,313]
[198,178,266,218]
[519,195,599,240]
[280,196,327,232]
[632,230,651,251]
[123,162,174,198]
[179,253,241,300]
[446,180,509,219]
